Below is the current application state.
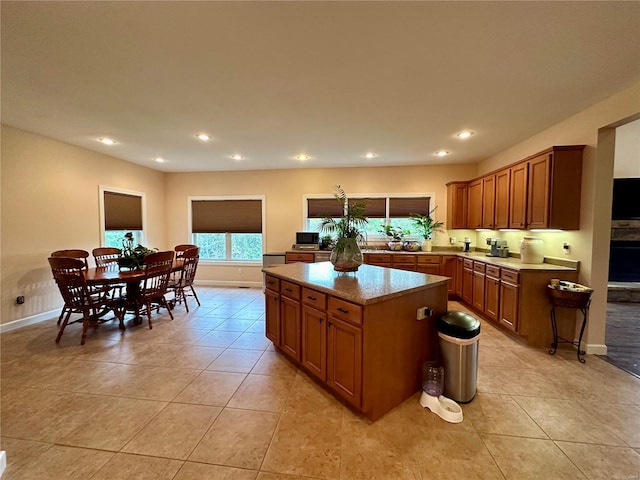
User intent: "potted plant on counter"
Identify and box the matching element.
[319,185,368,272]
[118,232,157,270]
[410,207,445,252]
[379,224,410,251]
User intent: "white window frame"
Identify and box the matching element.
[303,192,438,241]
[99,185,147,247]
[188,195,266,266]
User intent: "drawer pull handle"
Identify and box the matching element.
[307,296,317,301]
[284,288,292,292]
[336,307,349,314]
[318,317,323,323]
[327,321,332,327]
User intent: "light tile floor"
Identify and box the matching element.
[2,287,640,480]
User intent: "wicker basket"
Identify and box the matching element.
[547,286,592,309]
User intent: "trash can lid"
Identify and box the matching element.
[438,311,481,339]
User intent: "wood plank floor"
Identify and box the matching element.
[601,302,640,378]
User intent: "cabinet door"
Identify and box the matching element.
[527,153,551,229]
[467,179,484,229]
[455,257,464,297]
[495,169,511,229]
[499,281,520,332]
[416,263,440,275]
[265,289,281,345]
[472,271,485,311]
[281,296,301,361]
[440,256,456,295]
[510,162,528,229]
[482,175,496,229]
[301,306,327,381]
[462,267,474,305]
[447,182,468,229]
[484,276,500,321]
[327,316,362,407]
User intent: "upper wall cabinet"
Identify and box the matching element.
[447,145,585,231]
[446,181,469,230]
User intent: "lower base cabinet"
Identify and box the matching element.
[499,280,519,332]
[301,305,327,380]
[327,315,362,406]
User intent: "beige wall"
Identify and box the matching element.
[476,81,640,353]
[164,163,478,284]
[1,126,167,325]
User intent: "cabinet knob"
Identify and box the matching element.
[319,317,323,323]
[327,321,332,327]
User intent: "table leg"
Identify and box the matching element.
[125,281,144,326]
[549,306,559,355]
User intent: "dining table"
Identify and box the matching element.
[83,260,183,325]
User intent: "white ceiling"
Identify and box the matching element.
[2,1,639,172]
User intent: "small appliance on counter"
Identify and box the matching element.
[486,238,508,257]
[463,238,472,252]
[293,232,320,250]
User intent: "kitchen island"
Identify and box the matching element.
[263,261,449,420]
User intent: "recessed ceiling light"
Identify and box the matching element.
[231,154,244,161]
[155,157,165,163]
[456,131,474,139]
[296,154,310,161]
[435,150,450,157]
[364,152,377,159]
[98,138,116,145]
[195,133,211,141]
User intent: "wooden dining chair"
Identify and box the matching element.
[174,244,198,259]
[48,257,124,345]
[92,247,121,268]
[51,249,91,324]
[137,251,175,329]
[168,247,201,312]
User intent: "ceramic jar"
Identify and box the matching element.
[403,241,421,252]
[519,236,544,263]
[421,239,433,252]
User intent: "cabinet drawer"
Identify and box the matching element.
[501,269,519,284]
[328,297,362,326]
[366,253,391,264]
[417,255,441,264]
[281,280,301,300]
[392,255,416,264]
[265,275,280,292]
[463,259,474,269]
[473,261,486,273]
[486,265,501,278]
[286,252,315,263]
[302,287,327,311]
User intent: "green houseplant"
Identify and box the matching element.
[319,185,368,272]
[410,207,445,252]
[117,232,157,269]
[378,224,410,251]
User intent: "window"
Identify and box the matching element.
[190,197,264,262]
[306,195,431,239]
[100,188,145,249]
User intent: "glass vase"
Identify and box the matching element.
[330,237,363,272]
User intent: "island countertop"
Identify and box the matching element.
[262,261,449,305]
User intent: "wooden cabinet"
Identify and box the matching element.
[455,257,464,297]
[265,287,280,345]
[280,281,301,361]
[495,169,511,229]
[462,259,474,305]
[526,153,551,229]
[363,253,391,267]
[446,181,469,229]
[285,252,315,264]
[467,179,484,229]
[392,255,416,271]
[498,269,520,332]
[327,315,363,407]
[301,305,326,380]
[416,255,440,275]
[482,174,496,229]
[510,162,528,229]
[484,265,500,322]
[440,256,456,295]
[472,261,485,311]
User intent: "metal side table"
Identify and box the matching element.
[548,286,593,363]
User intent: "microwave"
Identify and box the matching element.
[296,232,319,245]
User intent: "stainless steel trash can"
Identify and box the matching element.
[438,311,481,403]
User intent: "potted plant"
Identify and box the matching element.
[320,235,334,251]
[319,185,368,272]
[379,224,410,251]
[118,232,157,269]
[410,207,445,252]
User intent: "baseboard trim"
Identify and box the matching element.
[585,343,607,355]
[195,280,262,288]
[0,450,7,477]
[0,309,58,334]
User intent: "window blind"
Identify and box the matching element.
[348,197,386,218]
[104,192,143,230]
[307,198,344,218]
[192,199,262,233]
[389,197,431,217]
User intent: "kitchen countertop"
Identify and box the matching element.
[263,261,449,305]
[360,249,578,272]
